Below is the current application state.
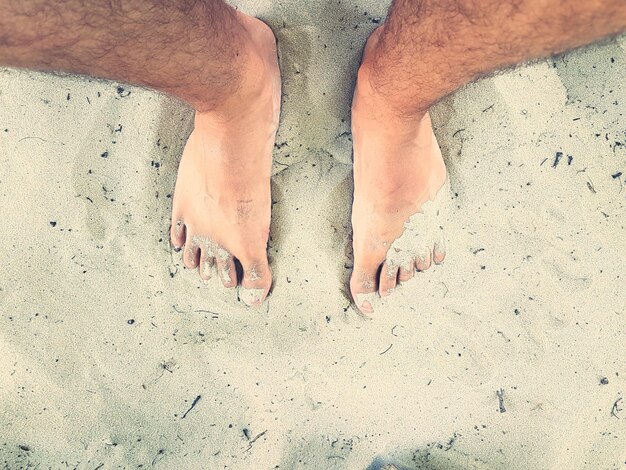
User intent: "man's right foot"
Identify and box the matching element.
[170,13,281,306]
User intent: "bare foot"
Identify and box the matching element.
[350,28,447,315]
[170,13,280,306]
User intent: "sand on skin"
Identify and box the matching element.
[0,2,625,468]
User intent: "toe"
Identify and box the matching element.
[415,251,432,272]
[216,249,237,288]
[199,255,215,283]
[398,261,415,282]
[183,240,200,269]
[350,259,380,315]
[170,219,185,251]
[433,234,446,265]
[239,257,272,306]
[379,260,399,297]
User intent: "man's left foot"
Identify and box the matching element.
[350,31,448,315]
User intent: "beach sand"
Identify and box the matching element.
[0,1,624,468]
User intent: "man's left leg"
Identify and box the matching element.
[350,27,446,315]
[350,0,626,314]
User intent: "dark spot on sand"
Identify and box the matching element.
[586,181,596,193]
[116,86,131,97]
[496,389,506,413]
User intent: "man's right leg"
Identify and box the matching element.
[0,1,280,305]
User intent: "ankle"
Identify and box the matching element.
[188,13,276,115]
[354,61,432,122]
[197,53,272,122]
[358,24,454,119]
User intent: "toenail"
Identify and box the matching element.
[240,287,265,306]
[221,270,232,285]
[416,256,430,270]
[202,262,212,279]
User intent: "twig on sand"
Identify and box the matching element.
[18,136,48,143]
[181,395,201,419]
[452,128,465,138]
[586,180,597,193]
[496,389,506,413]
[195,309,219,319]
[245,430,267,452]
[380,343,393,355]
[610,397,622,418]
[440,282,449,298]
[152,449,165,466]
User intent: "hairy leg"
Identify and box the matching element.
[351,0,626,314]
[0,1,280,304]
[367,0,626,117]
[0,1,259,112]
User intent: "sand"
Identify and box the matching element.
[0,1,625,468]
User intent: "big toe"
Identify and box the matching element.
[350,257,381,315]
[239,257,272,306]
